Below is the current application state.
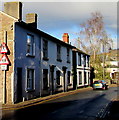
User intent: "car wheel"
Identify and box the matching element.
[102,86,105,90]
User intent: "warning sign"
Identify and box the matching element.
[0,43,8,54]
[0,54,10,65]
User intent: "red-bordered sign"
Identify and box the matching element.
[0,54,10,65]
[0,43,9,54]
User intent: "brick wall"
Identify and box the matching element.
[0,12,17,104]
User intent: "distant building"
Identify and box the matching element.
[0,1,90,104]
[105,49,119,83]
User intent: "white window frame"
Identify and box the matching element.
[26,68,35,92]
[26,34,35,57]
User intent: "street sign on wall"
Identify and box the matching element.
[1,65,7,71]
[0,54,10,65]
[0,43,8,54]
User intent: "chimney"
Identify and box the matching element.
[62,33,69,43]
[26,13,37,28]
[4,2,22,20]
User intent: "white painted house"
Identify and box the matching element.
[73,48,90,89]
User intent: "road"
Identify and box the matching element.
[2,86,118,120]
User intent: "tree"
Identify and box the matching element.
[77,11,113,80]
[77,12,112,57]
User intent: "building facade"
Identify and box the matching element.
[0,2,90,104]
[73,49,90,89]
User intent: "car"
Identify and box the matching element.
[93,80,109,90]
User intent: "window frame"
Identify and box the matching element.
[26,68,35,92]
[67,71,71,85]
[56,70,61,87]
[57,44,62,62]
[43,39,49,60]
[67,48,70,63]
[79,71,82,85]
[43,69,49,90]
[78,53,82,66]
[26,34,35,57]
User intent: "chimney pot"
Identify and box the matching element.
[62,33,69,43]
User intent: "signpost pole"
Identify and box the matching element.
[3,31,7,104]
[3,70,6,104]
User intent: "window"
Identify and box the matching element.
[43,39,48,60]
[56,71,61,85]
[43,69,48,90]
[83,55,86,67]
[67,48,70,63]
[84,71,87,84]
[78,53,81,66]
[88,72,90,85]
[26,34,35,56]
[27,69,34,91]
[79,71,82,85]
[67,71,71,85]
[87,56,90,67]
[57,44,62,61]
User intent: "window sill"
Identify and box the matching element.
[67,61,70,64]
[57,59,62,62]
[68,83,72,86]
[43,57,49,61]
[26,89,35,92]
[56,85,62,88]
[26,53,35,58]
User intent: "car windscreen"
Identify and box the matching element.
[94,81,99,84]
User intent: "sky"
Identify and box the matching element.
[0,0,118,49]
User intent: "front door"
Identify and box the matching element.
[50,65,55,95]
[17,68,22,102]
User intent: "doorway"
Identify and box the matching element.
[17,68,23,102]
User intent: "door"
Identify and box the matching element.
[62,66,67,92]
[50,65,55,95]
[17,68,23,102]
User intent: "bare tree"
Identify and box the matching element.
[77,12,112,59]
[76,11,113,80]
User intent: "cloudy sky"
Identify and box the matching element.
[0,0,118,48]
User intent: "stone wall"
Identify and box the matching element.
[0,12,17,104]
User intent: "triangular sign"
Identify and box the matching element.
[0,54,10,65]
[0,43,8,54]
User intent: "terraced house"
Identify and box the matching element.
[0,2,90,104]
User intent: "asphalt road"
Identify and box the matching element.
[2,86,118,120]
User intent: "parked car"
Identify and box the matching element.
[93,80,109,90]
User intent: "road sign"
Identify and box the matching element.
[1,65,7,71]
[0,43,8,54]
[0,54,10,65]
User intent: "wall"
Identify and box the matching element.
[76,52,90,87]
[41,37,73,95]
[0,12,17,104]
[14,24,41,102]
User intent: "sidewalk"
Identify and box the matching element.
[1,86,92,111]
